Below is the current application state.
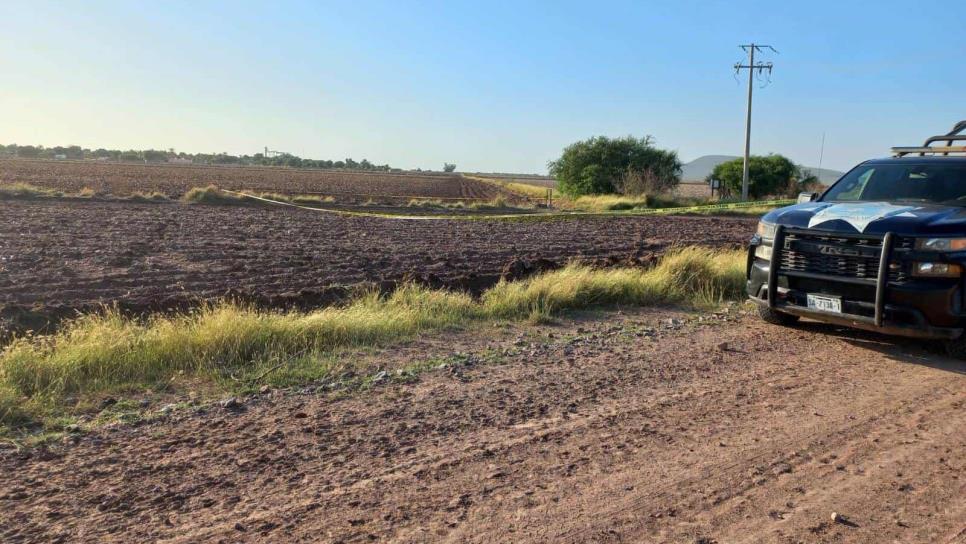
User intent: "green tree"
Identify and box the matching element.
[142,149,167,162]
[66,145,84,159]
[17,145,40,158]
[548,135,681,196]
[707,154,810,199]
[119,150,141,162]
[443,163,456,172]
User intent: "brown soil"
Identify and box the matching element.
[1,309,963,543]
[0,200,756,333]
[0,159,521,203]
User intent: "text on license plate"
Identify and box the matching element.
[807,294,842,313]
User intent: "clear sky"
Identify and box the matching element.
[1,1,964,173]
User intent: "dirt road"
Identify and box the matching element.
[1,307,963,543]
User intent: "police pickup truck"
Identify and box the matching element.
[748,121,966,356]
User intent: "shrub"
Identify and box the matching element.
[707,154,816,199]
[616,168,676,196]
[548,135,681,197]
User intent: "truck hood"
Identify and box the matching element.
[763,201,966,236]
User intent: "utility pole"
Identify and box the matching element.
[818,131,826,172]
[734,44,776,201]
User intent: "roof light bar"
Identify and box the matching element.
[892,121,966,157]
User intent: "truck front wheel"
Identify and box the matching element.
[756,305,800,326]
[943,335,966,359]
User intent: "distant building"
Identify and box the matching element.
[54,154,67,160]
[167,157,193,165]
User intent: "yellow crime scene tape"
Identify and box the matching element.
[627,199,794,215]
[222,189,791,221]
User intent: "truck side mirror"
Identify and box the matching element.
[797,192,818,204]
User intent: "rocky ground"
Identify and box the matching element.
[1,306,963,543]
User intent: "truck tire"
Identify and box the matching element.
[943,335,966,359]
[756,305,800,326]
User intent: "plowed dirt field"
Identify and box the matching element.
[0,200,756,331]
[0,159,518,203]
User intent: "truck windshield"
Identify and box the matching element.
[822,163,966,205]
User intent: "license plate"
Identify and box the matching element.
[807,294,842,313]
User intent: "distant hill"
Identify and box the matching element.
[680,155,844,185]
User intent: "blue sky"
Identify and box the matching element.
[1,1,964,173]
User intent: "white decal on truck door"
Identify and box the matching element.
[807,203,916,232]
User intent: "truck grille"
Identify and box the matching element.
[779,232,908,283]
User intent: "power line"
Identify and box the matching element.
[734,43,777,201]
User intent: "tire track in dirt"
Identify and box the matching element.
[546,385,963,543]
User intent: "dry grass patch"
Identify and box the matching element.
[292,195,336,205]
[483,247,744,319]
[0,182,64,199]
[568,193,714,212]
[181,185,251,205]
[406,195,528,211]
[0,248,745,434]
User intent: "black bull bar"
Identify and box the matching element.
[754,225,962,340]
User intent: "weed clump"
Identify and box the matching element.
[406,196,526,211]
[292,195,335,205]
[129,191,169,202]
[0,182,63,199]
[181,185,249,205]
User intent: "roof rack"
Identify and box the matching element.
[892,120,966,157]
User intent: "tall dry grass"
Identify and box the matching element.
[0,248,745,432]
[0,182,64,199]
[181,185,249,205]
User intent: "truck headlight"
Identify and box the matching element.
[754,244,773,260]
[756,221,777,242]
[911,262,962,277]
[915,238,966,251]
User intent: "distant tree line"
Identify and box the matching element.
[0,143,396,171]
